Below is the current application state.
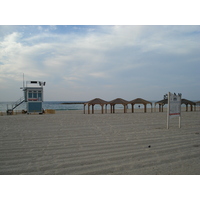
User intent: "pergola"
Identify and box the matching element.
[109,98,129,113]
[155,98,196,112]
[84,98,108,114]
[154,99,167,112]
[182,99,196,111]
[129,98,152,113]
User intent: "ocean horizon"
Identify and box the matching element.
[1,100,199,112]
[0,101,85,112]
[0,100,157,112]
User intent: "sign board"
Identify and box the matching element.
[169,93,181,116]
[167,92,182,129]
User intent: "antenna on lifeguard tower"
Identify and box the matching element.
[20,73,25,90]
[23,73,25,89]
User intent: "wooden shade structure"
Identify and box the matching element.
[84,98,108,114]
[181,99,196,111]
[155,98,196,112]
[196,101,200,111]
[129,98,152,113]
[154,99,167,112]
[109,98,129,113]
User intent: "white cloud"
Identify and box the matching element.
[4,32,22,42]
[0,25,200,101]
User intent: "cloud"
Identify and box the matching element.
[89,72,108,78]
[0,25,200,101]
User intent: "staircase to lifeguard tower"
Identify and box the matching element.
[12,97,25,110]
[7,97,25,114]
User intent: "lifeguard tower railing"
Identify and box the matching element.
[12,96,25,110]
[6,96,25,114]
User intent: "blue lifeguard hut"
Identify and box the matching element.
[23,81,46,114]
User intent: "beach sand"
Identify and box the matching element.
[0,109,200,175]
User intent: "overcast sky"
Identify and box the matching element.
[0,25,200,101]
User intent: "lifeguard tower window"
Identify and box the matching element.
[33,91,37,98]
[38,91,42,101]
[28,91,32,99]
[28,90,42,101]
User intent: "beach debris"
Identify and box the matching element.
[45,109,55,114]
[148,145,151,148]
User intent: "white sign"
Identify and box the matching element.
[167,92,182,129]
[169,93,181,116]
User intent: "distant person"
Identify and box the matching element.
[138,105,140,109]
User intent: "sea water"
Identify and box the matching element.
[0,101,159,112]
[0,101,85,112]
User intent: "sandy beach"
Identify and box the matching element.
[0,109,200,175]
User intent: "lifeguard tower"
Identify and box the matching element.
[23,81,46,114]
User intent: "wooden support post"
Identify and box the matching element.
[88,104,90,114]
[124,105,126,113]
[101,105,103,114]
[132,104,134,113]
[92,105,94,114]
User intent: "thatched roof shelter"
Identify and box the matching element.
[154,99,168,112]
[181,99,196,105]
[85,98,108,105]
[181,99,196,111]
[84,98,108,114]
[129,98,152,113]
[109,98,129,105]
[155,98,196,112]
[155,99,168,105]
[109,98,129,113]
